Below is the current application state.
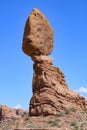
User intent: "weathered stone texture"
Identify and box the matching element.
[31,55,53,64]
[22,8,53,56]
[29,62,87,116]
[0,105,24,121]
[22,8,87,116]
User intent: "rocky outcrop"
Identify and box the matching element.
[22,8,87,116]
[0,105,24,121]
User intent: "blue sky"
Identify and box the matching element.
[0,0,87,110]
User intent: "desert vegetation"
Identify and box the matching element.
[0,106,87,130]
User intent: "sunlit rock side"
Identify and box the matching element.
[22,8,87,116]
[0,105,23,120]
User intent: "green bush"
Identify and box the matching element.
[71,121,77,126]
[84,109,87,114]
[71,108,77,112]
[70,121,79,130]
[58,111,65,117]
[25,115,30,121]
[22,111,27,117]
[65,109,70,114]
[48,119,61,127]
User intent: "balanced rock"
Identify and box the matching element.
[22,8,87,116]
[22,8,53,56]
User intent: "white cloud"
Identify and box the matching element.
[14,104,22,109]
[75,87,87,100]
[76,87,87,93]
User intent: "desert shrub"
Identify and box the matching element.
[22,111,27,117]
[48,119,61,127]
[28,123,36,128]
[71,107,77,112]
[70,121,77,126]
[50,121,58,127]
[58,111,65,117]
[70,121,79,130]
[55,119,61,122]
[84,109,87,114]
[25,115,30,121]
[65,109,70,114]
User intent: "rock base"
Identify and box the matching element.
[29,62,87,116]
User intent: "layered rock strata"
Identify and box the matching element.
[22,8,87,116]
[29,60,87,116]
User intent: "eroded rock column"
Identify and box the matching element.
[22,8,87,116]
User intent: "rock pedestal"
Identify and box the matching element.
[29,59,87,116]
[22,8,87,116]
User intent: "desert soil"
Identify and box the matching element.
[0,108,87,130]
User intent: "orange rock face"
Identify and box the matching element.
[22,8,87,116]
[29,62,87,116]
[0,105,24,120]
[22,8,53,56]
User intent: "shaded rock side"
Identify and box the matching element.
[22,8,53,56]
[29,62,87,116]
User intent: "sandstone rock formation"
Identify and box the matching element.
[22,8,87,116]
[22,8,53,56]
[0,105,24,121]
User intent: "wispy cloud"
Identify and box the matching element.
[75,87,87,93]
[75,86,87,100]
[14,104,22,109]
